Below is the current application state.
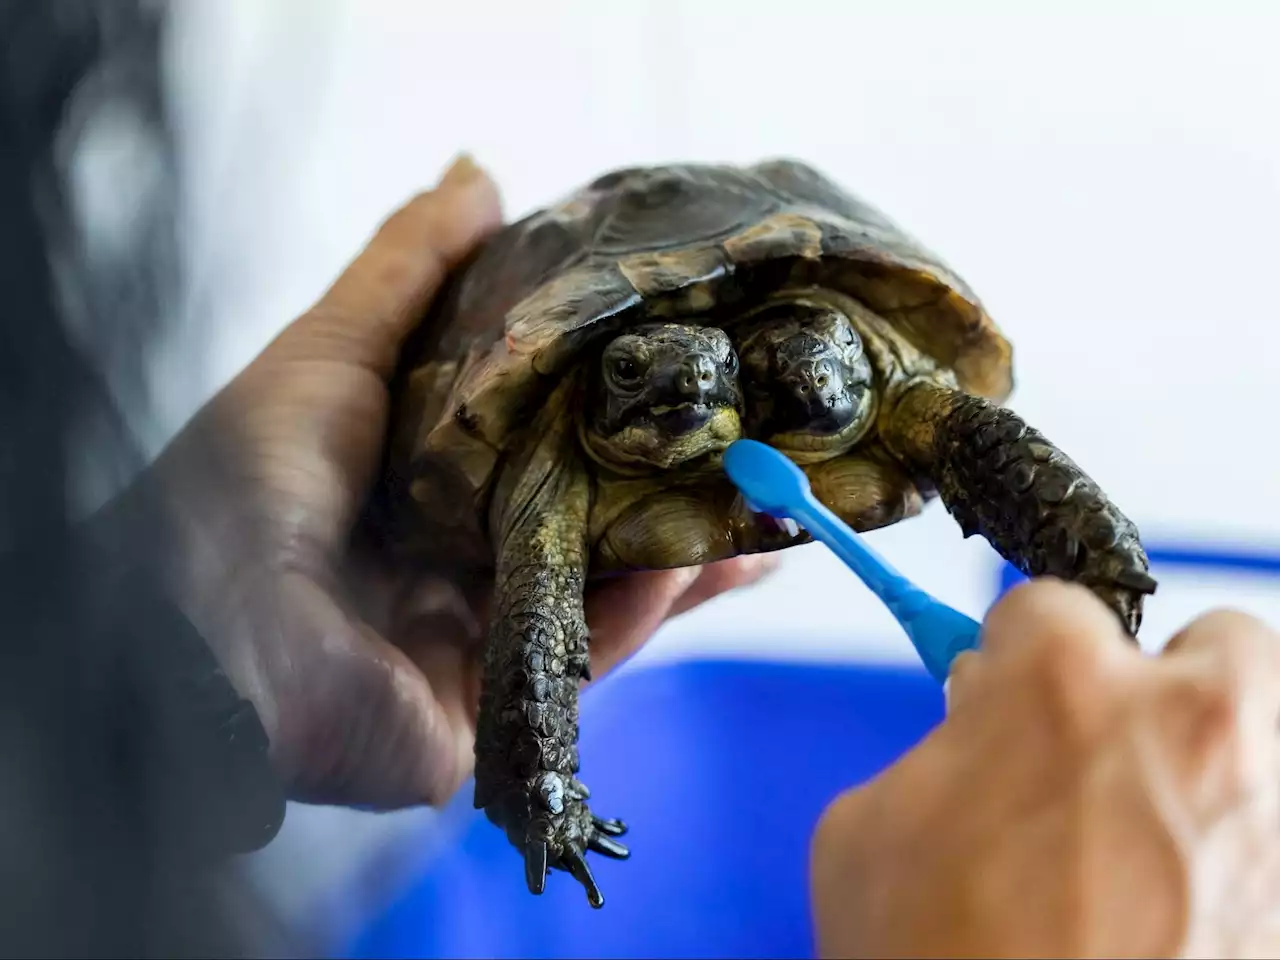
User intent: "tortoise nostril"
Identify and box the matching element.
[815,374,829,390]
[678,356,717,398]
[689,356,717,391]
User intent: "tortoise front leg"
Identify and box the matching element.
[475,464,629,909]
[882,381,1157,635]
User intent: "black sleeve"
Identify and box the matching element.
[0,515,289,959]
[88,517,288,864]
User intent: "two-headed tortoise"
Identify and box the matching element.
[380,159,1156,907]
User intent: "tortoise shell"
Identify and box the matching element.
[391,159,1012,513]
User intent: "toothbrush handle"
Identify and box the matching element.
[798,494,982,682]
[797,495,928,617]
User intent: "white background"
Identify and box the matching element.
[145,0,1280,941]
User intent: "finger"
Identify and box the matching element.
[1163,606,1280,660]
[406,633,481,798]
[582,567,702,678]
[582,556,779,679]
[279,575,471,810]
[665,554,779,619]
[1151,610,1280,821]
[269,154,503,378]
[1160,607,1280,707]
[980,577,1137,667]
[976,579,1140,732]
[942,648,983,715]
[392,573,485,653]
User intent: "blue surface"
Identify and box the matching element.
[345,660,944,960]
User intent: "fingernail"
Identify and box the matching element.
[437,152,482,188]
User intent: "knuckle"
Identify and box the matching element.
[1158,655,1279,814]
[1177,606,1271,640]
[982,578,1134,733]
[1026,615,1113,688]
[1168,607,1280,693]
[1022,626,1123,738]
[1193,680,1243,750]
[1178,676,1254,805]
[983,578,1114,651]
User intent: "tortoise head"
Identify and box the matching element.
[737,302,876,460]
[582,322,743,471]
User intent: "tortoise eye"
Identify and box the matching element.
[724,352,739,375]
[612,357,640,383]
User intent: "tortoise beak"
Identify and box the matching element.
[650,351,738,430]
[781,359,856,434]
[652,402,713,431]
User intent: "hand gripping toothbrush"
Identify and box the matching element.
[722,439,982,686]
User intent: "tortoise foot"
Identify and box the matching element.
[488,780,630,909]
[906,386,1156,636]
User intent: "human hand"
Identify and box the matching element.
[135,156,775,810]
[810,578,1280,959]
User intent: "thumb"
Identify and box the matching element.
[301,630,469,810]
[272,575,469,809]
[266,154,504,379]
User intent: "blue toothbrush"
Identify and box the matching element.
[722,439,982,684]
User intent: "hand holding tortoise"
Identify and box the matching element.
[127,155,775,815]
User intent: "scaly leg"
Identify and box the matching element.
[474,451,628,909]
[882,381,1157,635]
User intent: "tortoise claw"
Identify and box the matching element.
[524,841,549,895]
[588,832,630,860]
[492,793,628,904]
[592,815,627,836]
[563,848,604,908]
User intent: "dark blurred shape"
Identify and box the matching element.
[0,1,288,956]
